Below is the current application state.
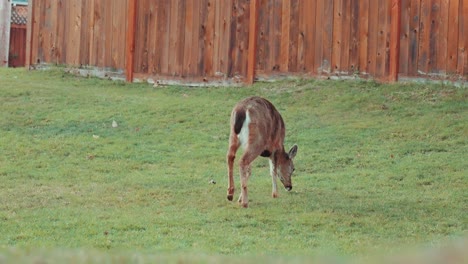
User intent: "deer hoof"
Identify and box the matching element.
[272,192,278,198]
[227,194,233,201]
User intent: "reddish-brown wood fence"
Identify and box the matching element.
[27,0,468,84]
[9,25,27,67]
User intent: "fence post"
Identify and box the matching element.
[0,0,12,67]
[125,0,137,82]
[25,0,34,68]
[388,0,401,82]
[246,0,259,84]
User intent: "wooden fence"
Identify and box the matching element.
[27,0,468,84]
[9,24,27,67]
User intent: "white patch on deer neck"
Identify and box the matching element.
[237,111,251,149]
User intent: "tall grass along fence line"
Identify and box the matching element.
[26,0,468,84]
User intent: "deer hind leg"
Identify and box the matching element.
[238,150,259,208]
[226,134,239,201]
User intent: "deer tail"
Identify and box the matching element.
[233,110,246,135]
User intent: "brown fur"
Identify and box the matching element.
[226,96,298,208]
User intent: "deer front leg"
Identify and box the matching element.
[269,159,278,198]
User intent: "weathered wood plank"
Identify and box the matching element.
[332,0,343,73]
[375,0,388,78]
[79,0,90,66]
[340,0,351,73]
[349,0,359,73]
[408,0,421,75]
[429,0,441,73]
[190,0,201,76]
[288,0,299,72]
[367,0,378,76]
[160,0,171,74]
[219,0,232,76]
[458,0,468,75]
[197,0,207,75]
[321,0,334,74]
[296,0,305,71]
[236,0,250,77]
[146,0,158,74]
[176,0,186,76]
[25,0,35,67]
[314,0,325,73]
[389,0,401,81]
[399,0,411,75]
[279,0,290,72]
[247,0,259,83]
[125,0,136,81]
[270,0,281,72]
[358,0,369,75]
[203,0,215,76]
[182,0,194,76]
[437,0,449,73]
[446,0,459,74]
[418,0,431,75]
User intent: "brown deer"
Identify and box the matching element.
[226,96,298,208]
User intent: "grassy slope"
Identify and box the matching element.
[0,68,466,261]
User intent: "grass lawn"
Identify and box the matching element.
[0,68,466,262]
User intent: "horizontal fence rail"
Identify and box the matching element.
[27,0,468,84]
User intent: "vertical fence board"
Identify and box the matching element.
[87,0,95,66]
[303,1,316,73]
[126,0,136,81]
[279,0,290,72]
[80,0,90,66]
[358,0,369,74]
[399,0,411,74]
[322,1,334,73]
[314,1,324,73]
[190,0,201,76]
[349,0,359,73]
[146,0,157,74]
[459,0,468,75]
[296,0,305,71]
[271,0,281,72]
[177,1,186,76]
[220,1,232,76]
[429,0,441,73]
[42,1,51,63]
[341,0,351,73]
[25,0,34,67]
[203,0,215,75]
[182,0,194,76]
[247,0,259,83]
[332,0,343,73]
[407,0,421,75]
[389,0,401,81]
[288,0,298,71]
[446,0,459,74]
[367,0,378,75]
[418,0,431,74]
[375,0,387,77]
[438,0,449,73]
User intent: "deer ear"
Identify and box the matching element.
[288,144,298,159]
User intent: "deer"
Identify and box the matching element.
[226,96,298,208]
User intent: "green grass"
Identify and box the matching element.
[0,68,466,262]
